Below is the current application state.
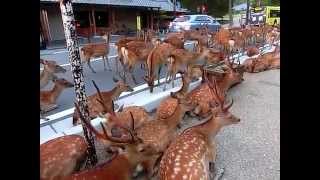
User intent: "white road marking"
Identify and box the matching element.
[40,55,118,70]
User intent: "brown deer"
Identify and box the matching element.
[40,78,74,113]
[163,35,185,49]
[246,46,260,57]
[159,79,240,180]
[121,37,161,84]
[144,42,177,93]
[72,79,134,125]
[80,32,111,73]
[40,135,88,180]
[163,47,213,90]
[184,62,242,118]
[40,59,66,89]
[65,104,160,180]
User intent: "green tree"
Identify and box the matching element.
[180,0,229,18]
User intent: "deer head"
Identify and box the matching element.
[41,59,67,73]
[112,78,134,92]
[53,78,74,88]
[207,77,240,125]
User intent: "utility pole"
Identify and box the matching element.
[246,0,250,25]
[59,0,98,167]
[173,0,176,18]
[229,0,233,27]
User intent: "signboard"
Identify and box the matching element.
[137,15,141,31]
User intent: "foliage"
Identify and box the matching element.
[180,0,229,18]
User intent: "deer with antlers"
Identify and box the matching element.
[40,135,88,180]
[80,32,111,73]
[40,59,66,89]
[184,61,244,118]
[159,77,240,180]
[79,83,194,178]
[40,78,74,113]
[72,79,134,125]
[63,103,160,180]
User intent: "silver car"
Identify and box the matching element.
[169,14,221,32]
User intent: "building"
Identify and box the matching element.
[40,0,188,45]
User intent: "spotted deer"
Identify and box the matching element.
[40,78,74,113]
[159,79,240,180]
[40,135,88,180]
[72,79,134,125]
[90,82,151,138]
[64,103,160,180]
[80,32,111,73]
[40,59,66,89]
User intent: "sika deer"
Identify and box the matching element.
[80,33,111,73]
[96,89,151,138]
[163,47,212,90]
[159,79,240,180]
[163,35,184,49]
[40,59,66,89]
[40,78,74,113]
[121,37,161,84]
[144,42,177,93]
[65,104,160,180]
[184,61,243,118]
[72,79,134,125]
[40,135,88,180]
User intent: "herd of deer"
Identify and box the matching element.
[40,24,280,179]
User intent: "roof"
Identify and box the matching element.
[40,0,189,12]
[40,0,160,8]
[152,0,189,12]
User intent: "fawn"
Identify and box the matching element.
[40,59,66,89]
[40,78,74,113]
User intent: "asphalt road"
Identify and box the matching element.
[40,40,195,116]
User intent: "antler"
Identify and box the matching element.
[74,102,134,143]
[92,80,112,115]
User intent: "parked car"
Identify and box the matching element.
[168,14,221,32]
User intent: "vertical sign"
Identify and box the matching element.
[137,15,141,31]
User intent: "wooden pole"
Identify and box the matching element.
[246,0,250,25]
[150,10,154,30]
[59,0,98,167]
[229,0,233,27]
[91,7,96,36]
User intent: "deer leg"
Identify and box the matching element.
[171,73,175,88]
[157,64,162,86]
[129,66,138,85]
[102,56,107,71]
[106,56,112,71]
[87,60,96,73]
[162,68,171,91]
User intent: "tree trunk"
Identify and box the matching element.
[59,0,98,167]
[229,0,233,27]
[246,0,250,25]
